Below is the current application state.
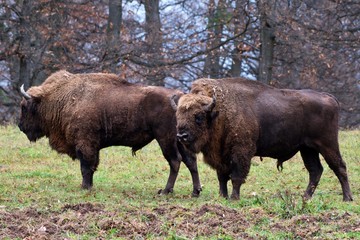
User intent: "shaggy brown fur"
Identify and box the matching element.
[19,70,202,196]
[173,77,353,201]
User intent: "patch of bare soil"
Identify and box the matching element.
[0,203,359,239]
[269,211,360,239]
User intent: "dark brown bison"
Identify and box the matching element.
[19,70,202,196]
[172,77,353,201]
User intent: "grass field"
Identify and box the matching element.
[0,125,359,239]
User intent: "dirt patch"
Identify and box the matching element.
[0,203,358,239]
[152,203,253,239]
[269,211,360,239]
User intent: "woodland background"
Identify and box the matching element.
[0,0,359,127]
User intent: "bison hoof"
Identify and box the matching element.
[81,184,92,190]
[230,194,239,200]
[343,196,353,202]
[158,188,173,195]
[191,188,202,198]
[219,193,229,199]
[303,193,313,200]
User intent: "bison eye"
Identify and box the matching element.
[195,115,204,125]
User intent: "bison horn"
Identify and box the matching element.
[204,95,216,112]
[20,84,32,100]
[170,95,178,110]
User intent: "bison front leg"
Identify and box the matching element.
[158,157,181,195]
[158,140,200,196]
[156,140,181,195]
[217,170,230,198]
[76,146,100,190]
[300,147,323,199]
[178,143,202,197]
[229,157,251,200]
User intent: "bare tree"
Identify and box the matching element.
[229,0,256,78]
[203,0,225,78]
[268,0,360,127]
[103,0,123,73]
[257,0,275,84]
[0,0,358,127]
[0,0,108,123]
[143,0,165,86]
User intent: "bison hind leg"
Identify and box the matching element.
[319,147,353,201]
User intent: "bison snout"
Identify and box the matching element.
[177,132,189,142]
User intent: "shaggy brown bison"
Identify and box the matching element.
[19,70,202,196]
[172,77,353,201]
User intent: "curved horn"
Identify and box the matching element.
[20,84,32,100]
[170,94,178,111]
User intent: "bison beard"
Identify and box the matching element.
[18,70,202,197]
[173,77,353,201]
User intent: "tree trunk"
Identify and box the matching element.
[258,0,275,84]
[203,0,225,79]
[18,0,32,89]
[104,0,122,73]
[229,0,244,77]
[143,0,165,86]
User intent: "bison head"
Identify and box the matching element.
[172,93,218,153]
[18,85,45,142]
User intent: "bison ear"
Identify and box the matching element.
[210,110,219,120]
[207,110,218,127]
[26,86,45,100]
[204,95,217,126]
[170,94,180,111]
[20,85,42,104]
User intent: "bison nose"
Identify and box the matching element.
[177,132,189,142]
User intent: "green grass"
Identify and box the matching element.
[0,125,359,239]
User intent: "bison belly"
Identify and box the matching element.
[254,93,303,159]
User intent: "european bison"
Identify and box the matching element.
[19,70,202,196]
[172,77,353,201]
